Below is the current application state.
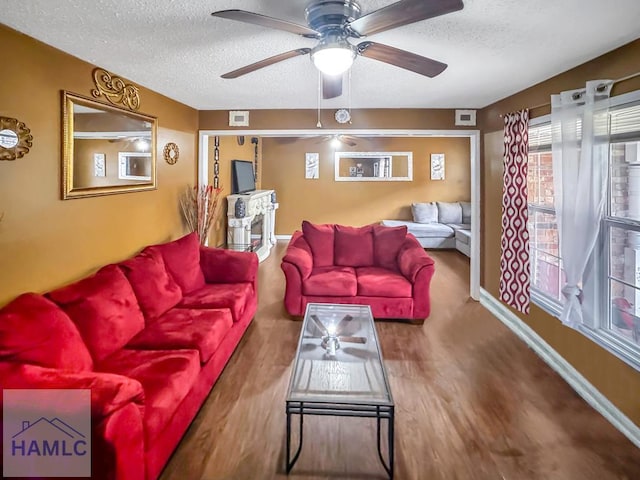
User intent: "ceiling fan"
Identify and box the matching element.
[316,133,363,147]
[211,0,464,99]
[307,314,367,356]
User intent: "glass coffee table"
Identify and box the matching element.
[285,303,394,478]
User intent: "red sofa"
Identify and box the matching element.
[281,222,435,320]
[0,233,258,480]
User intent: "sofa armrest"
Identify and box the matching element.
[397,236,435,283]
[281,232,313,316]
[396,235,436,319]
[281,231,313,280]
[0,362,146,480]
[0,362,144,419]
[199,246,259,284]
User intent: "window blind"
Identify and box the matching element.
[529,123,552,151]
[610,102,640,141]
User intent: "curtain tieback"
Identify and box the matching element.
[562,284,583,304]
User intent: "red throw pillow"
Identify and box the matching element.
[48,265,146,362]
[145,232,205,294]
[119,249,182,319]
[0,293,93,371]
[373,224,408,270]
[334,224,374,267]
[302,221,335,267]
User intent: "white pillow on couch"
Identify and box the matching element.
[436,202,463,224]
[461,202,472,224]
[411,202,438,223]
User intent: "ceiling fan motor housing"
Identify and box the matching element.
[305,0,362,36]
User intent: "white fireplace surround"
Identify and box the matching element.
[227,190,278,262]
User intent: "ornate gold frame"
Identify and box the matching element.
[62,91,157,199]
[0,116,33,161]
[91,68,141,111]
[163,142,179,165]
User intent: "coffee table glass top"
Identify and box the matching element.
[286,303,393,405]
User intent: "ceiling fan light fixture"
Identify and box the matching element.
[311,43,355,76]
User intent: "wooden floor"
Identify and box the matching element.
[160,243,640,480]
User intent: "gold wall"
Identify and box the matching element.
[199,108,465,131]
[478,39,640,426]
[261,136,471,233]
[199,110,474,235]
[0,25,198,305]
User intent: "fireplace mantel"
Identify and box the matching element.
[227,190,278,262]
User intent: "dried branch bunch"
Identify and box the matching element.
[180,185,223,245]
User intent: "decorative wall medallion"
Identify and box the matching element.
[0,116,33,161]
[334,108,351,124]
[91,68,141,111]
[163,142,179,165]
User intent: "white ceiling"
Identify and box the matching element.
[3,0,640,110]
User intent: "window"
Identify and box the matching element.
[527,122,563,308]
[603,102,640,352]
[527,92,640,370]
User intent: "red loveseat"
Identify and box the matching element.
[0,233,258,480]
[281,221,435,320]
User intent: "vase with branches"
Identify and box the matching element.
[180,184,223,246]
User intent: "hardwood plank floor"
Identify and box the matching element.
[160,243,640,480]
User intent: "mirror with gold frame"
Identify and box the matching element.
[334,151,413,181]
[62,91,157,199]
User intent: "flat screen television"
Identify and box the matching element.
[231,160,256,194]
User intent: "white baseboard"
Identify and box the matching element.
[480,288,640,449]
[275,234,292,241]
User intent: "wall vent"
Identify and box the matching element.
[455,109,476,126]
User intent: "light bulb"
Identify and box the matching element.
[330,136,341,148]
[311,44,355,76]
[135,139,149,151]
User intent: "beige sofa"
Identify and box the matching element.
[382,201,471,256]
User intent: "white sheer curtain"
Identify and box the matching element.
[552,80,613,326]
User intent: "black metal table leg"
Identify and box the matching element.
[389,406,395,479]
[376,406,394,479]
[286,402,304,473]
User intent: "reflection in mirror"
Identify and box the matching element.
[118,152,152,180]
[63,91,157,199]
[335,151,413,181]
[0,129,18,149]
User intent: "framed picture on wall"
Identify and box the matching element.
[94,153,106,177]
[305,153,319,179]
[431,153,445,180]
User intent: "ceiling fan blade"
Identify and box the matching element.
[322,74,343,99]
[357,41,447,78]
[309,315,329,336]
[347,0,464,37]
[211,10,319,37]
[339,135,357,147]
[338,336,368,344]
[335,314,354,335]
[221,48,311,79]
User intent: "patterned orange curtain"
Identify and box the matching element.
[500,109,530,314]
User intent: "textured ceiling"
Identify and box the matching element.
[2,0,640,110]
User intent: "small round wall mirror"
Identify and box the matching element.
[0,116,33,161]
[0,129,19,149]
[163,142,179,165]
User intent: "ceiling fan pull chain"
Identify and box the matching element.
[348,68,353,124]
[317,70,322,128]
